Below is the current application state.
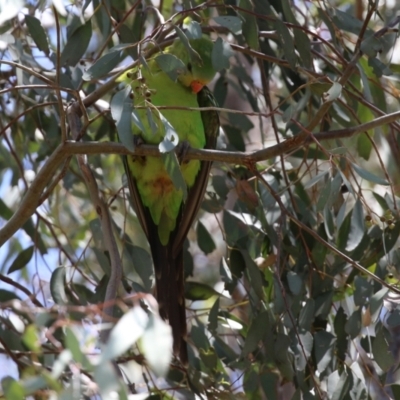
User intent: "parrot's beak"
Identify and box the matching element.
[190,80,205,93]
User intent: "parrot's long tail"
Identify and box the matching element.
[150,234,188,364]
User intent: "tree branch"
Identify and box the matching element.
[1,108,399,247]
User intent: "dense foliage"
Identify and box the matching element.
[1,0,400,398]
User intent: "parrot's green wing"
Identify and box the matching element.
[123,87,220,363]
[172,86,220,257]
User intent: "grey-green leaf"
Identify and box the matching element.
[24,15,50,55]
[82,51,124,80]
[197,220,216,254]
[212,37,233,71]
[352,162,389,185]
[7,245,34,273]
[111,87,135,152]
[60,20,92,66]
[155,53,186,82]
[213,16,242,35]
[372,327,395,371]
[50,266,69,305]
[185,281,220,301]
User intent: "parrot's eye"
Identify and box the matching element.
[187,62,192,72]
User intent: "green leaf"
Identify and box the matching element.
[2,377,25,400]
[298,299,315,331]
[293,29,312,69]
[22,325,41,352]
[24,15,49,55]
[213,76,227,107]
[146,107,158,134]
[275,19,296,69]
[199,347,218,371]
[372,192,389,212]
[158,115,179,152]
[370,287,388,317]
[22,218,47,255]
[287,271,303,295]
[372,326,395,371]
[353,276,373,307]
[242,311,270,357]
[260,372,279,399]
[304,170,329,189]
[155,53,186,82]
[94,361,121,399]
[197,221,216,254]
[345,309,361,339]
[316,176,331,212]
[123,242,153,292]
[7,245,34,273]
[360,34,383,58]
[352,162,389,185]
[368,57,393,77]
[191,324,211,351]
[238,0,259,49]
[337,208,351,251]
[330,370,352,400]
[51,349,73,379]
[185,281,220,301]
[334,307,348,363]
[93,247,111,276]
[228,112,254,132]
[141,314,172,376]
[324,82,342,102]
[186,21,202,39]
[0,198,13,219]
[356,105,374,160]
[82,50,124,80]
[213,16,242,35]
[332,9,364,35]
[174,25,202,65]
[89,218,104,248]
[391,385,400,400]
[111,87,135,152]
[314,290,333,319]
[314,331,335,373]
[60,20,92,66]
[101,307,147,362]
[208,298,219,334]
[387,309,400,328]
[21,376,48,396]
[327,173,343,209]
[0,289,21,302]
[295,331,313,370]
[242,250,264,300]
[346,198,365,252]
[50,266,69,305]
[211,37,233,71]
[214,335,239,364]
[223,125,246,152]
[274,334,293,380]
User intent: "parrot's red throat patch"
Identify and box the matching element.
[190,80,204,93]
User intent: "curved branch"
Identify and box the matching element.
[1,108,399,247]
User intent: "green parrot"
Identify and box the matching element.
[118,37,219,362]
